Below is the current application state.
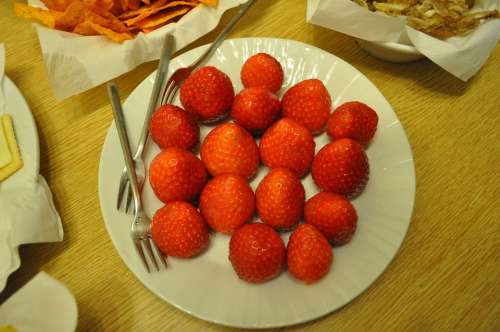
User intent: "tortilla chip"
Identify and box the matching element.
[87,9,130,32]
[83,0,115,11]
[54,1,86,31]
[15,3,57,28]
[41,0,74,11]
[135,6,190,28]
[128,0,141,10]
[119,0,129,11]
[199,0,217,6]
[87,20,133,42]
[73,20,99,35]
[123,0,196,26]
[142,0,151,5]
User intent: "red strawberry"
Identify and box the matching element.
[200,123,259,179]
[259,118,315,177]
[151,201,209,258]
[180,66,234,122]
[327,101,378,145]
[305,192,357,246]
[149,148,207,203]
[282,79,332,134]
[256,168,305,230]
[200,174,255,234]
[287,224,333,284]
[241,53,284,93]
[149,104,199,150]
[229,223,285,283]
[312,139,369,198]
[231,87,281,133]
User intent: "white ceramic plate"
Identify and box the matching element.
[98,38,415,328]
[1,76,39,187]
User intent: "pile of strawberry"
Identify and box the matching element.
[148,53,379,284]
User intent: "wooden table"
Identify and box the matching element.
[1,0,499,330]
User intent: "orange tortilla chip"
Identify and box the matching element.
[87,21,133,42]
[135,6,190,28]
[199,0,217,6]
[54,1,86,31]
[15,3,57,28]
[83,0,115,11]
[73,20,99,35]
[41,0,74,11]
[123,0,196,26]
[128,0,141,10]
[142,0,151,5]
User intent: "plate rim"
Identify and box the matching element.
[98,37,416,329]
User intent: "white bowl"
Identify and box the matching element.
[357,39,425,63]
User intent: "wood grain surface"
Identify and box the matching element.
[1,0,499,331]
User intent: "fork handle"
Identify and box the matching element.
[134,35,175,159]
[191,0,257,69]
[108,83,143,214]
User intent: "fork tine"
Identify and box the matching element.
[160,79,176,105]
[143,238,160,272]
[166,85,180,105]
[151,238,168,268]
[117,174,127,211]
[134,239,151,273]
[125,183,134,214]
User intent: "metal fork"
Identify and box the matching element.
[108,83,167,273]
[116,34,175,213]
[160,0,257,105]
[117,1,256,212]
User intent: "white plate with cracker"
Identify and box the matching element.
[0,76,39,185]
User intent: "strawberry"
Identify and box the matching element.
[149,104,199,150]
[255,168,305,230]
[149,148,207,203]
[312,138,369,198]
[200,174,255,234]
[305,192,357,246]
[287,224,333,284]
[151,201,209,258]
[180,66,234,122]
[327,101,378,145]
[230,87,281,133]
[200,123,259,179]
[259,118,315,177]
[240,53,284,93]
[229,223,286,283]
[282,79,332,134]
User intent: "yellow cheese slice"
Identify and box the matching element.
[0,114,23,182]
[0,115,12,167]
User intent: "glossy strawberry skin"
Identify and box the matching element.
[241,53,284,93]
[282,79,332,135]
[305,192,358,246]
[180,66,235,122]
[231,87,281,134]
[327,101,378,145]
[151,201,209,258]
[256,168,305,230]
[287,224,333,284]
[149,104,199,150]
[200,123,260,179]
[149,148,207,203]
[259,118,315,177]
[312,139,369,198]
[229,223,286,283]
[200,174,255,234]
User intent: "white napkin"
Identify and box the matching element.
[307,0,500,81]
[28,0,247,100]
[0,44,63,293]
[0,272,78,331]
